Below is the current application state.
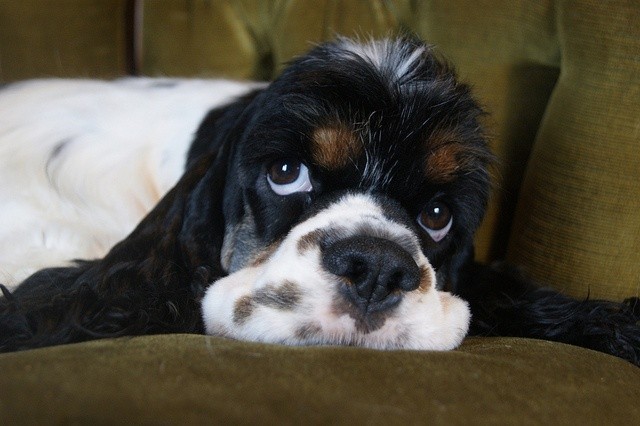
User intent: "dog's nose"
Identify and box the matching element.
[321,235,420,312]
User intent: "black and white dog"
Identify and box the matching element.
[1,37,639,363]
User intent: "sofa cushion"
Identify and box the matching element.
[0,1,130,80]
[1,335,638,423]
[506,0,640,300]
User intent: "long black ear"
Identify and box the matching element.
[0,89,264,352]
[455,254,640,366]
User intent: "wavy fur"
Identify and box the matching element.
[0,37,638,365]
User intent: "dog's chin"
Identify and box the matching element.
[201,195,471,351]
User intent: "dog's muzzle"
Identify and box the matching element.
[201,193,470,350]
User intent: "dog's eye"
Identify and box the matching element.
[267,159,313,196]
[417,201,453,242]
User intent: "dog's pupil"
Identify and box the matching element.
[422,203,450,230]
[270,160,301,185]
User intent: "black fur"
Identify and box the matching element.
[1,37,638,365]
[0,155,222,349]
[458,259,640,366]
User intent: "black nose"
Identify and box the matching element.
[321,235,421,313]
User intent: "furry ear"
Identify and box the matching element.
[441,241,640,366]
[177,88,264,284]
[0,89,264,351]
[435,239,475,293]
[457,259,640,366]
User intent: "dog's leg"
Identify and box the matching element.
[458,260,640,366]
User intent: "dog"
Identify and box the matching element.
[1,37,639,363]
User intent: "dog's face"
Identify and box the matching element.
[201,38,492,350]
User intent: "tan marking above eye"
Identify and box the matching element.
[424,129,465,183]
[424,128,486,183]
[311,124,362,169]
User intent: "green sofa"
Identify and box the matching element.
[1,1,639,423]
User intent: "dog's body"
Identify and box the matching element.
[1,38,639,362]
[0,78,259,286]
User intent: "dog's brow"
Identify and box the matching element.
[424,128,478,183]
[311,124,362,169]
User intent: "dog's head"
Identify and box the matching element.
[183,37,492,350]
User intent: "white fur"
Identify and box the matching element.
[202,194,470,350]
[338,38,427,85]
[2,73,469,351]
[0,78,258,288]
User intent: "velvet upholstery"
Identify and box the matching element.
[506,0,640,300]
[1,1,639,423]
[2,335,639,424]
[2,1,638,298]
[0,0,130,79]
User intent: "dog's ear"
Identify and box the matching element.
[100,87,264,297]
[435,239,475,293]
[0,88,265,350]
[455,250,640,366]
[187,89,264,167]
[173,88,266,287]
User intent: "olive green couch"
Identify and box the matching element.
[1,1,639,424]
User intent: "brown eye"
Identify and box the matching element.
[268,160,301,185]
[266,159,313,196]
[418,201,453,242]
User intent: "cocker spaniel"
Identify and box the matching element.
[1,37,638,364]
